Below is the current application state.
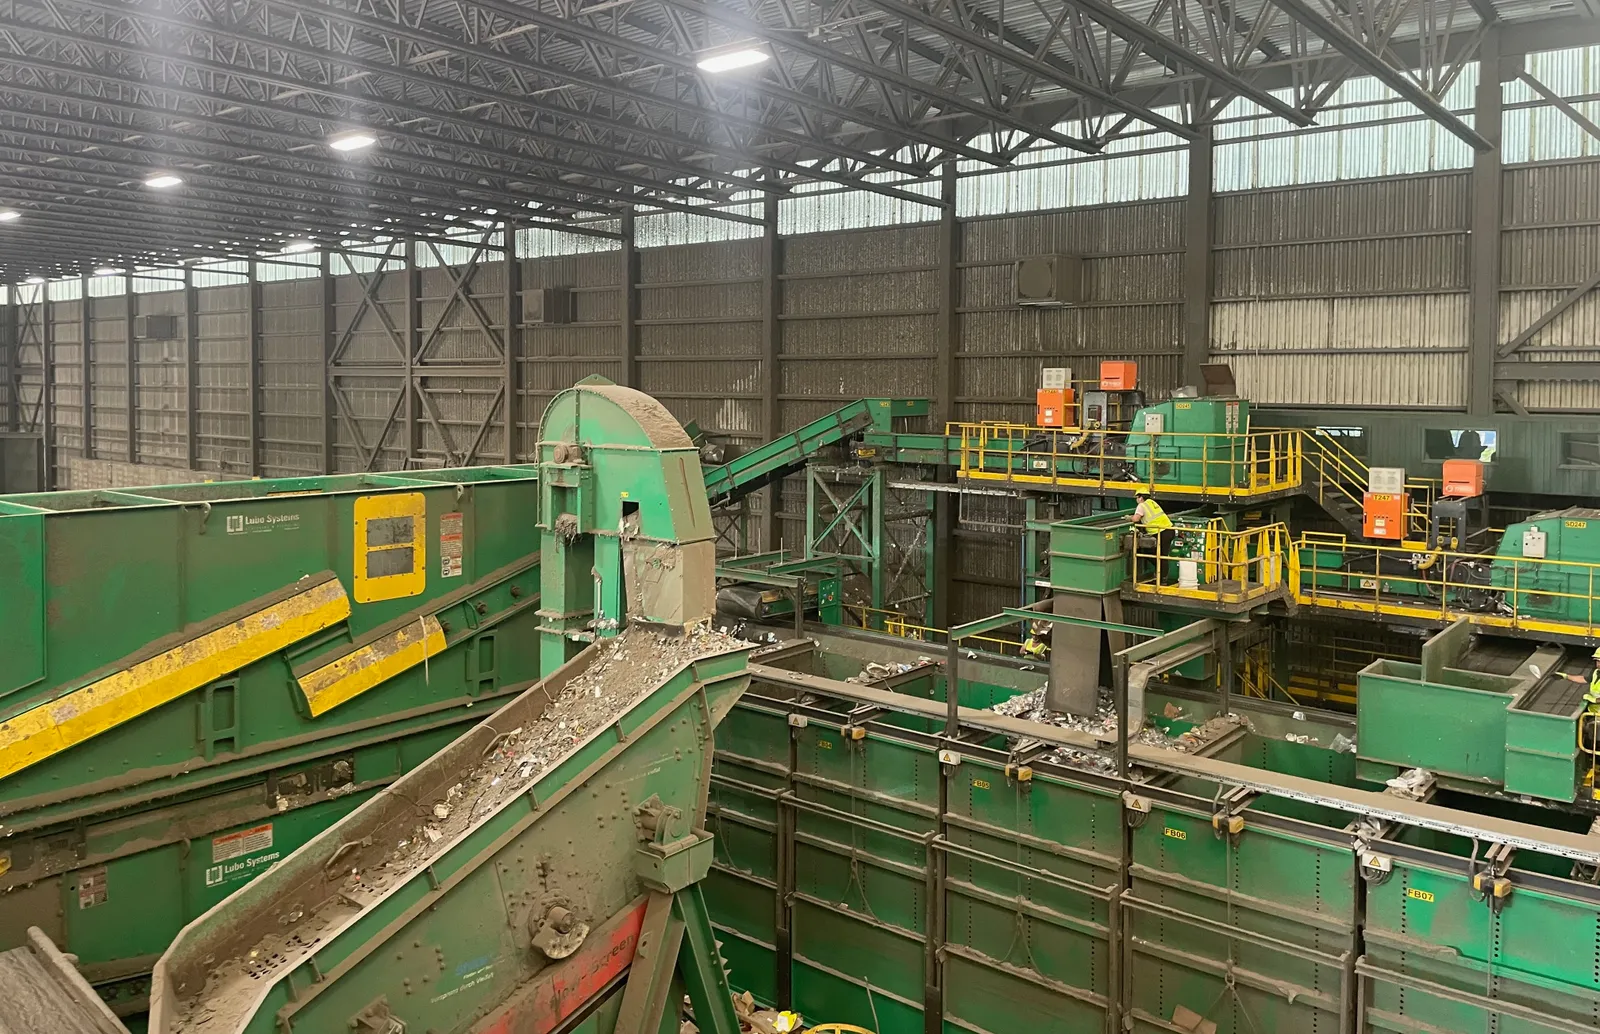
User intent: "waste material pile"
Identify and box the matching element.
[990,685,1251,773]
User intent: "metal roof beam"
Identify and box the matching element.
[251,0,933,182]
[0,14,729,205]
[0,70,625,216]
[844,0,1198,140]
[1059,0,1313,125]
[439,0,997,164]
[657,0,1106,152]
[1269,0,1492,150]
[41,0,762,199]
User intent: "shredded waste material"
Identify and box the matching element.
[989,686,1251,773]
[172,623,748,1034]
[847,660,926,684]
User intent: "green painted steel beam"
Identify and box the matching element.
[714,566,803,590]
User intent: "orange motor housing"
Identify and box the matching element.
[1442,459,1484,498]
[1363,492,1408,541]
[1099,361,1138,391]
[1036,387,1075,428]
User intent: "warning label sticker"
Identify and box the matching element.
[78,866,107,909]
[440,511,464,578]
[213,823,274,862]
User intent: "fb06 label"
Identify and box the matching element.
[1163,827,1187,841]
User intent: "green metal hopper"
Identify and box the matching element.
[148,626,753,1034]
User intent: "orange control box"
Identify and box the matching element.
[1442,459,1484,498]
[1099,361,1138,391]
[1363,492,1408,540]
[1036,388,1075,428]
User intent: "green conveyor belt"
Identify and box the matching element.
[701,398,927,503]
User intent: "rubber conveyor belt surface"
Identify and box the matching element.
[0,929,126,1034]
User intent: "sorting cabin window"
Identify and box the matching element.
[1423,429,1498,462]
[1562,433,1600,469]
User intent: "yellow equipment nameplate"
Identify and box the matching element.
[297,615,447,717]
[0,577,351,782]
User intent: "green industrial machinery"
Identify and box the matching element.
[0,464,550,1013]
[0,379,813,1019]
[1126,396,1252,490]
[147,632,753,1034]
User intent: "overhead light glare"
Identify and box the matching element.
[0,210,19,222]
[280,240,316,253]
[696,46,769,73]
[329,130,377,152]
[145,173,184,189]
[24,276,44,284]
[94,266,121,276]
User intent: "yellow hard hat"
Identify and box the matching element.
[1592,646,1600,660]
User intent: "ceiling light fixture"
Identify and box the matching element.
[280,240,316,253]
[145,173,184,189]
[329,130,377,152]
[695,45,769,73]
[24,276,44,284]
[94,267,121,276]
[0,210,19,222]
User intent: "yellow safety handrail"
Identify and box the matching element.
[946,421,1303,499]
[1129,522,1290,605]
[840,604,1025,656]
[1292,534,1600,638]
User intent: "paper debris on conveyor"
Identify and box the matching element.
[171,623,748,1034]
[989,685,1251,774]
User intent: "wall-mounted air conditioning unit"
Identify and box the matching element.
[1013,255,1084,307]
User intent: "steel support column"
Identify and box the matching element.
[246,258,261,474]
[621,210,639,389]
[40,290,53,489]
[184,267,199,470]
[1184,132,1214,390]
[2,301,16,433]
[81,274,91,461]
[124,273,136,463]
[320,249,336,474]
[404,241,420,466]
[933,160,959,630]
[1469,27,1504,416]
[762,193,782,553]
[504,222,522,464]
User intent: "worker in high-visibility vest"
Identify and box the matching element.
[1132,492,1172,533]
[1021,620,1050,661]
[1131,491,1175,579]
[1563,647,1600,713]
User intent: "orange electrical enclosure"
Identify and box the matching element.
[1100,361,1138,391]
[1363,492,1408,540]
[1442,459,1484,498]
[1036,388,1075,428]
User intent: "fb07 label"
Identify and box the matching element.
[1406,887,1435,903]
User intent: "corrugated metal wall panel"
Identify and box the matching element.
[1215,236,1468,297]
[88,295,128,461]
[259,279,323,477]
[195,284,251,473]
[520,251,623,459]
[639,239,764,442]
[1214,173,1469,244]
[1214,295,1468,407]
[48,300,83,472]
[134,289,187,466]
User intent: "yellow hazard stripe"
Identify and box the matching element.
[297,615,446,717]
[0,578,351,782]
